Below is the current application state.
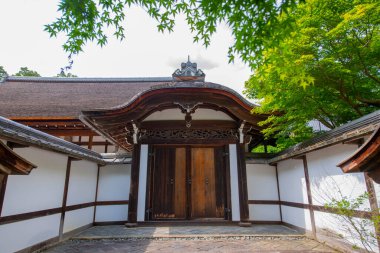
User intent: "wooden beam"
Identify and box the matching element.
[364,173,380,251]
[88,136,93,150]
[93,165,100,223]
[236,143,250,223]
[0,174,8,217]
[275,164,283,222]
[127,144,141,225]
[302,156,316,237]
[59,157,72,239]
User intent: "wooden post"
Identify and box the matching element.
[0,174,8,217]
[302,156,316,237]
[93,165,101,223]
[236,143,250,224]
[88,135,93,150]
[275,164,283,222]
[59,157,72,240]
[126,144,141,226]
[364,173,380,251]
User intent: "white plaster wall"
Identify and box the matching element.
[229,144,241,221]
[92,145,106,153]
[2,147,67,216]
[144,108,234,121]
[277,159,308,203]
[0,214,60,253]
[63,207,94,233]
[95,205,128,222]
[137,145,148,222]
[282,205,312,230]
[249,205,281,221]
[306,144,368,209]
[246,164,279,200]
[97,164,131,201]
[314,211,377,252]
[66,160,98,206]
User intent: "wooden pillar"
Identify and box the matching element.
[275,164,283,221]
[93,165,101,223]
[364,173,380,251]
[236,143,250,223]
[302,155,316,237]
[0,174,8,217]
[88,135,93,150]
[127,144,141,226]
[59,157,72,239]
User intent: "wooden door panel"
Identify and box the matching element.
[174,148,187,218]
[191,148,217,218]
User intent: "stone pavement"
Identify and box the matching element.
[40,225,337,253]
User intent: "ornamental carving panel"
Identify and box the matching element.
[139,129,238,142]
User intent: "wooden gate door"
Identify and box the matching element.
[191,147,220,218]
[150,147,187,219]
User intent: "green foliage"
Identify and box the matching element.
[46,0,301,65]
[0,66,8,78]
[325,192,379,252]
[14,67,41,77]
[245,0,380,149]
[56,71,78,77]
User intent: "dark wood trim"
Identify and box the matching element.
[93,165,100,223]
[88,135,93,150]
[59,157,72,239]
[302,155,316,237]
[250,220,282,225]
[73,141,108,146]
[275,165,283,222]
[0,201,132,225]
[248,200,280,205]
[236,143,249,221]
[65,202,94,212]
[140,120,238,130]
[93,221,128,226]
[6,141,29,149]
[96,200,129,205]
[0,174,8,217]
[364,172,380,251]
[0,207,62,225]
[127,144,141,223]
[247,200,373,220]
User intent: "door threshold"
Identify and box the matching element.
[138,220,238,227]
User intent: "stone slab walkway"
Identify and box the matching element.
[40,225,337,253]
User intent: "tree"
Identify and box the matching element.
[14,67,41,77]
[0,66,8,79]
[56,71,77,77]
[245,0,380,149]
[46,0,301,66]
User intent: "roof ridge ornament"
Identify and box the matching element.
[172,57,205,82]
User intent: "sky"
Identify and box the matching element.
[0,0,252,95]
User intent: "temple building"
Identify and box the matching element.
[0,60,379,253]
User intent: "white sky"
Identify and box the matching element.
[0,0,252,95]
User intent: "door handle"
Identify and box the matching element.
[205,177,209,185]
[170,178,174,184]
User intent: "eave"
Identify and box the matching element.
[0,141,37,175]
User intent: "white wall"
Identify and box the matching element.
[229,144,241,221]
[66,160,98,206]
[246,164,281,221]
[143,108,234,121]
[0,214,61,253]
[0,146,99,253]
[2,147,67,216]
[95,164,131,222]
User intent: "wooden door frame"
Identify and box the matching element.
[146,144,232,221]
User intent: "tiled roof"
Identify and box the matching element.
[269,110,380,163]
[0,76,172,118]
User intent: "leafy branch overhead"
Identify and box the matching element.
[246,0,380,149]
[45,0,300,68]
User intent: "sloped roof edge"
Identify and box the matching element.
[3,76,173,83]
[0,116,104,164]
[269,110,380,164]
